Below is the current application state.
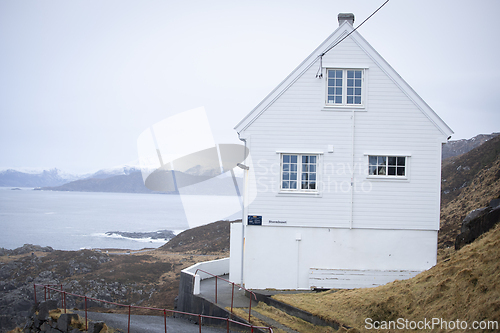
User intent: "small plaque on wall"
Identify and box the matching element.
[247,215,262,225]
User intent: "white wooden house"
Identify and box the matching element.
[229,13,453,290]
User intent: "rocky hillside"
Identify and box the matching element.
[0,220,231,333]
[439,135,500,248]
[158,220,232,254]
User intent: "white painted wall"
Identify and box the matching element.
[182,258,229,294]
[243,226,437,290]
[229,221,243,283]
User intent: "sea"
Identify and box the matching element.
[0,187,240,251]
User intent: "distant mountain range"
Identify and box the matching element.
[442,133,499,159]
[0,168,77,187]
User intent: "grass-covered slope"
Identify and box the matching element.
[274,223,500,332]
[439,135,500,248]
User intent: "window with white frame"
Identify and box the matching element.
[368,156,406,177]
[281,154,318,191]
[326,69,363,106]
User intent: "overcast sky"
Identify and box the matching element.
[1,0,499,173]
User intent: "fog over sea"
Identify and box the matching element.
[0,187,237,251]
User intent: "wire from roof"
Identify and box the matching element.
[315,0,390,78]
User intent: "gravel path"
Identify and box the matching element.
[75,311,228,333]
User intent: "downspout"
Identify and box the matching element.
[350,109,355,229]
[237,133,248,286]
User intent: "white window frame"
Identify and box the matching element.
[366,154,410,180]
[279,153,320,193]
[321,67,368,110]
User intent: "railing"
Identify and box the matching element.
[34,284,272,333]
[194,269,256,323]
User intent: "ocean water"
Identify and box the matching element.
[0,187,240,251]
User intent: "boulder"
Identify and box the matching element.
[56,313,79,332]
[88,321,106,333]
[455,199,500,250]
[37,300,58,321]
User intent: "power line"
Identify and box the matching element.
[316,0,390,78]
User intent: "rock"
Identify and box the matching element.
[87,321,106,333]
[455,199,500,250]
[56,313,79,332]
[37,300,58,321]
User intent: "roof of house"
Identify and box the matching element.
[234,21,453,138]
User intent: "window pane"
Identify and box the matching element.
[328,70,335,78]
[302,164,308,172]
[336,79,342,86]
[354,96,361,104]
[302,173,308,180]
[347,79,354,87]
[282,181,289,189]
[283,155,290,163]
[347,96,353,104]
[309,156,316,163]
[355,88,361,95]
[388,157,397,165]
[388,167,396,175]
[309,165,316,172]
[336,96,342,104]
[301,182,308,189]
[290,164,297,171]
[347,70,354,78]
[369,165,377,175]
[283,172,289,180]
[336,70,342,78]
[355,79,361,87]
[397,157,405,166]
[291,155,297,163]
[336,87,342,95]
[283,164,289,171]
[309,183,316,189]
[310,173,316,180]
[378,166,386,175]
[302,156,308,163]
[290,173,297,180]
[355,71,362,78]
[347,88,353,95]
[377,156,386,165]
[369,156,377,165]
[328,87,334,95]
[397,167,405,176]
[290,181,297,189]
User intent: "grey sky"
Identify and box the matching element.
[1,0,499,173]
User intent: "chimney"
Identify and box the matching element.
[338,13,355,26]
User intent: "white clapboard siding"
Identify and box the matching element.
[309,268,421,289]
[231,21,451,289]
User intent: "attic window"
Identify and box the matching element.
[326,69,363,106]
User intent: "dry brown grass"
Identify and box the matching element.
[231,303,350,333]
[274,224,500,332]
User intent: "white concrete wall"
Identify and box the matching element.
[243,226,437,290]
[229,221,243,283]
[182,257,230,294]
